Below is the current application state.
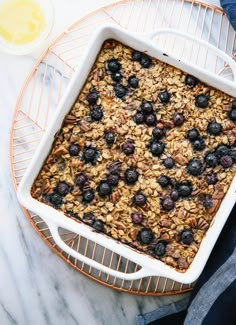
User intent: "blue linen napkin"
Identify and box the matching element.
[221,0,236,31]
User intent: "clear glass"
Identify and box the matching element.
[0,0,54,55]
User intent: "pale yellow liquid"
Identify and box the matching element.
[0,0,45,45]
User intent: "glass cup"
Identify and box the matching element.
[0,0,54,55]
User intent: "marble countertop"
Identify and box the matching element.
[0,0,223,324]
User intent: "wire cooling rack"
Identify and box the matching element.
[10,0,235,295]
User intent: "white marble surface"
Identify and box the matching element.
[0,0,224,324]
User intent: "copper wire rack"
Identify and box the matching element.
[10,0,235,295]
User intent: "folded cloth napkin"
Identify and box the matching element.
[220,0,236,31]
[136,204,236,325]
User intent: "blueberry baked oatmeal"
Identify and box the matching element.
[31,39,236,272]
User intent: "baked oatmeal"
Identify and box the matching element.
[31,39,236,272]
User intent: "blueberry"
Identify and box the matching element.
[83,212,95,225]
[192,137,206,151]
[122,142,135,155]
[90,105,103,121]
[154,242,166,257]
[107,174,119,186]
[124,168,139,185]
[195,94,209,108]
[92,220,104,232]
[187,159,203,176]
[202,195,213,209]
[97,181,112,197]
[185,74,199,87]
[133,112,145,124]
[131,212,143,224]
[158,175,170,188]
[55,182,70,196]
[76,173,88,188]
[215,145,230,158]
[86,88,98,104]
[187,128,200,142]
[107,161,122,175]
[159,90,171,104]
[82,190,94,203]
[105,131,115,145]
[173,113,185,126]
[188,158,203,175]
[69,144,80,156]
[140,54,152,68]
[82,146,99,164]
[132,192,147,207]
[180,229,194,244]
[176,182,193,197]
[128,75,139,88]
[205,173,218,185]
[141,101,153,114]
[220,155,233,168]
[207,121,222,135]
[114,83,128,98]
[111,72,122,82]
[104,130,115,146]
[152,127,165,140]
[68,211,79,220]
[204,152,218,168]
[107,58,121,72]
[170,190,179,201]
[145,113,157,126]
[161,197,175,210]
[163,157,175,169]
[228,107,236,121]
[149,140,165,156]
[132,50,142,61]
[49,193,63,206]
[138,228,154,244]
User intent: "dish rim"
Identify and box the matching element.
[17,24,236,283]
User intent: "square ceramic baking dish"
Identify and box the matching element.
[17,24,236,284]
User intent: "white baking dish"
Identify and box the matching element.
[17,25,236,284]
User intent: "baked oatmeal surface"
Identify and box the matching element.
[31,39,236,272]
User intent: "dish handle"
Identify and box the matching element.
[142,28,236,81]
[47,219,155,280]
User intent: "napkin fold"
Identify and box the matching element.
[136,204,236,325]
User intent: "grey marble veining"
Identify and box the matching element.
[0,0,225,324]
